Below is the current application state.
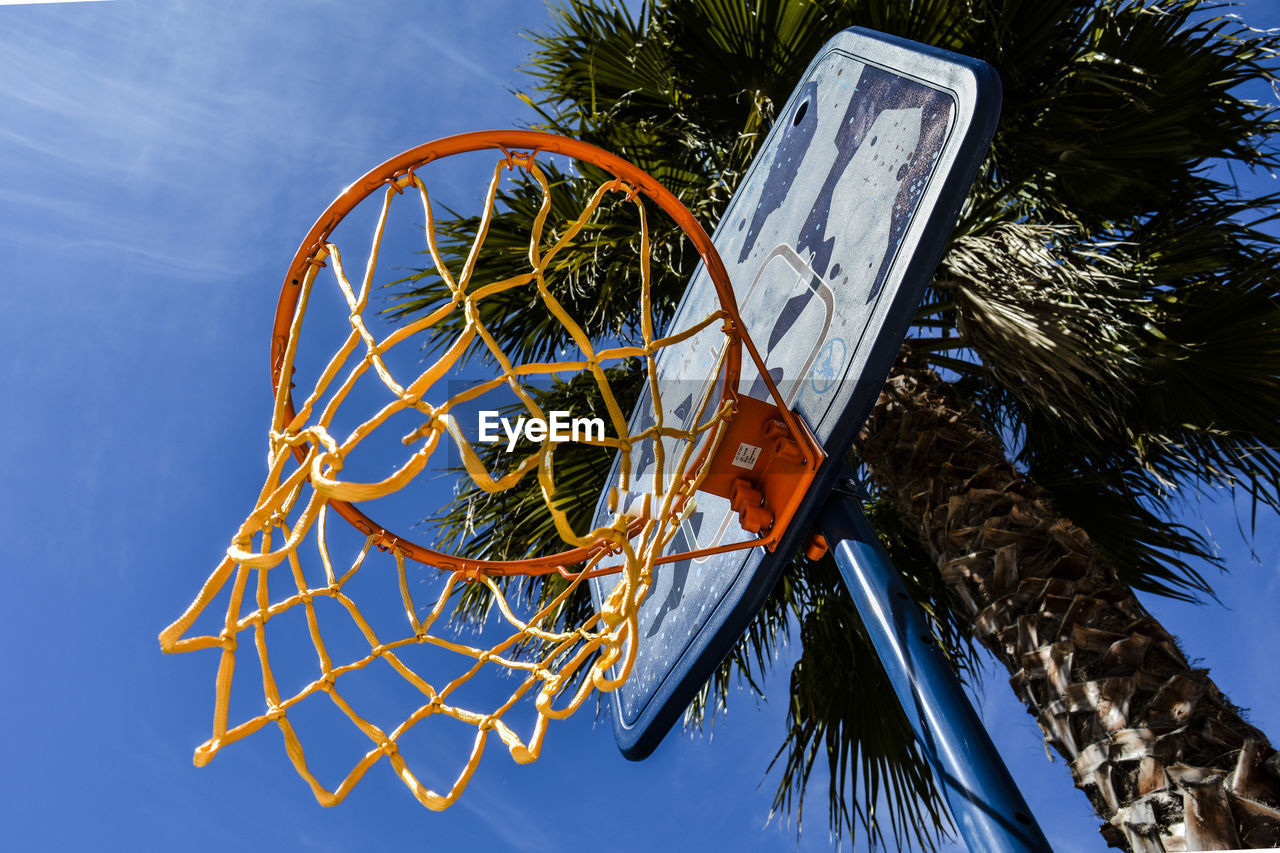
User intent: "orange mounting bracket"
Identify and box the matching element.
[694,393,825,551]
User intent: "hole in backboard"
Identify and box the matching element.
[792,99,809,126]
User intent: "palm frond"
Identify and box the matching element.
[937,222,1147,435]
[685,494,977,851]
[765,494,978,851]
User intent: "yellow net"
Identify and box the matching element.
[159,148,737,809]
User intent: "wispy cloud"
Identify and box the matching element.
[404,22,516,91]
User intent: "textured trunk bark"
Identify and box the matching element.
[855,354,1280,851]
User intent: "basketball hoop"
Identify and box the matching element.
[160,130,822,809]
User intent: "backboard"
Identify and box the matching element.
[589,27,1001,759]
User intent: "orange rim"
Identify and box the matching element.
[271,130,755,576]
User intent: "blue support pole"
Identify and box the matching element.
[820,493,1052,853]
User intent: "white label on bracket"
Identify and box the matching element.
[731,443,762,470]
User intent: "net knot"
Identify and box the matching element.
[387,169,416,195]
[499,145,538,170]
[400,416,442,447]
[378,740,398,757]
[609,178,641,201]
[218,631,237,652]
[266,706,286,722]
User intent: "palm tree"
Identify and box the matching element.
[389,1,1280,849]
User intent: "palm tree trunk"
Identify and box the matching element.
[855,352,1280,851]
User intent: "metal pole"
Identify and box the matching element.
[820,493,1053,852]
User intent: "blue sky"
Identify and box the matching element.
[1,1,1277,851]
